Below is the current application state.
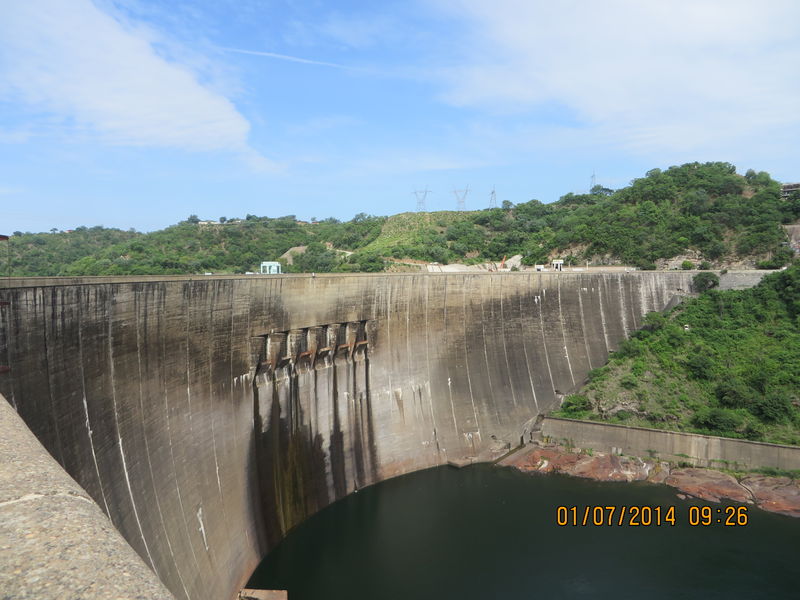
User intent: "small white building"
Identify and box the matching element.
[260,261,282,274]
[551,259,564,272]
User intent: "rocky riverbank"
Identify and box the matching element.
[500,442,800,518]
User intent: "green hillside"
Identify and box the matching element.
[4,161,800,276]
[553,264,800,445]
[6,214,385,276]
[4,226,141,276]
[366,162,799,269]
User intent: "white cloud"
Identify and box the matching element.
[0,0,269,162]
[435,0,800,158]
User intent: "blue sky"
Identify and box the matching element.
[1,0,799,233]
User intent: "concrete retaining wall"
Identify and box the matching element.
[0,271,767,600]
[541,417,800,471]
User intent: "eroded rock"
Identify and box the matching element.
[663,468,753,504]
[739,476,800,518]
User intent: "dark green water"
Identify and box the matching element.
[248,465,800,599]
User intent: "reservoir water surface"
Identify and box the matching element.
[248,464,799,599]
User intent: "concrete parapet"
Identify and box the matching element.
[541,417,800,471]
[0,394,175,600]
[717,270,771,290]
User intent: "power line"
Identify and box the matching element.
[413,187,431,212]
[453,186,469,211]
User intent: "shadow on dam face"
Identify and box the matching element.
[253,320,378,544]
[0,271,767,600]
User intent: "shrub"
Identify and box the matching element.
[614,338,644,359]
[642,312,667,332]
[751,392,794,423]
[561,395,591,414]
[698,261,712,270]
[692,271,720,292]
[715,380,755,409]
[681,260,694,270]
[743,422,765,441]
[693,407,742,433]
[756,250,793,269]
[587,367,608,382]
[685,350,714,380]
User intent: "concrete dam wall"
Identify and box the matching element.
[0,271,764,599]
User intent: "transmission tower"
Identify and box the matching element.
[413,187,431,212]
[453,186,469,211]
[590,171,596,192]
[489,186,497,209]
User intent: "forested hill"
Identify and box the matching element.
[6,162,800,276]
[554,263,800,446]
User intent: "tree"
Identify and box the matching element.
[348,251,384,272]
[187,215,200,224]
[219,217,227,223]
[692,272,719,292]
[591,184,614,196]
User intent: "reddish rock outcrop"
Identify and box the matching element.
[739,476,800,518]
[503,444,658,482]
[663,468,753,504]
[500,442,800,518]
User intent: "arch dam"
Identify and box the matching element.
[0,271,766,599]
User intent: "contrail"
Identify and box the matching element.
[217,46,363,71]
